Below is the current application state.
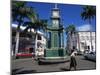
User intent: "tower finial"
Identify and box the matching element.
[55,3,58,8]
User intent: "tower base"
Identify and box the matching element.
[38,48,69,64]
[44,48,66,57]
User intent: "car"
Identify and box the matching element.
[84,52,96,61]
[77,51,84,55]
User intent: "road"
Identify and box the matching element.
[12,55,96,74]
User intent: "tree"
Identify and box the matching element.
[12,1,37,57]
[81,6,96,23]
[65,25,76,53]
[23,19,48,37]
[81,5,96,52]
[66,25,76,35]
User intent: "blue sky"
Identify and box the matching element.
[26,2,96,31]
[12,1,96,31]
[12,2,96,31]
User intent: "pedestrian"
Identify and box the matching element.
[69,50,77,70]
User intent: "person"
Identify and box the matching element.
[69,50,77,70]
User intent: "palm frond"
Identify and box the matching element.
[81,5,96,23]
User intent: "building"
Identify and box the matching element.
[12,26,46,57]
[77,31,96,53]
[35,31,46,57]
[67,31,96,54]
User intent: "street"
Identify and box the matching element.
[12,55,96,74]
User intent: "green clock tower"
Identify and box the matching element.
[44,4,66,60]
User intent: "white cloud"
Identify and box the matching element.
[77,24,92,31]
[12,24,26,30]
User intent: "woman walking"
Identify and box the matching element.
[69,50,77,70]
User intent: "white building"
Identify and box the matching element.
[76,31,96,53]
[67,31,96,54]
[35,31,46,56]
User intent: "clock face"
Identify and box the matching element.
[52,20,59,26]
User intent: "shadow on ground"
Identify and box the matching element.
[12,68,37,75]
[60,68,70,71]
[38,60,70,65]
[12,68,22,75]
[16,70,37,74]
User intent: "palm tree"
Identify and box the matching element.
[65,25,76,53]
[81,5,96,52]
[81,6,96,23]
[12,1,37,57]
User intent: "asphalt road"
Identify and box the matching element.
[12,55,96,74]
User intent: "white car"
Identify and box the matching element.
[84,52,96,61]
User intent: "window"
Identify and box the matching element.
[73,46,76,49]
[37,35,41,40]
[88,46,90,50]
[81,42,85,49]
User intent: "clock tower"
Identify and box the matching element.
[42,4,67,61]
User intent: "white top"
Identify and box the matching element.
[71,51,77,56]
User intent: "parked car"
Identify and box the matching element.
[77,51,84,55]
[84,52,96,61]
